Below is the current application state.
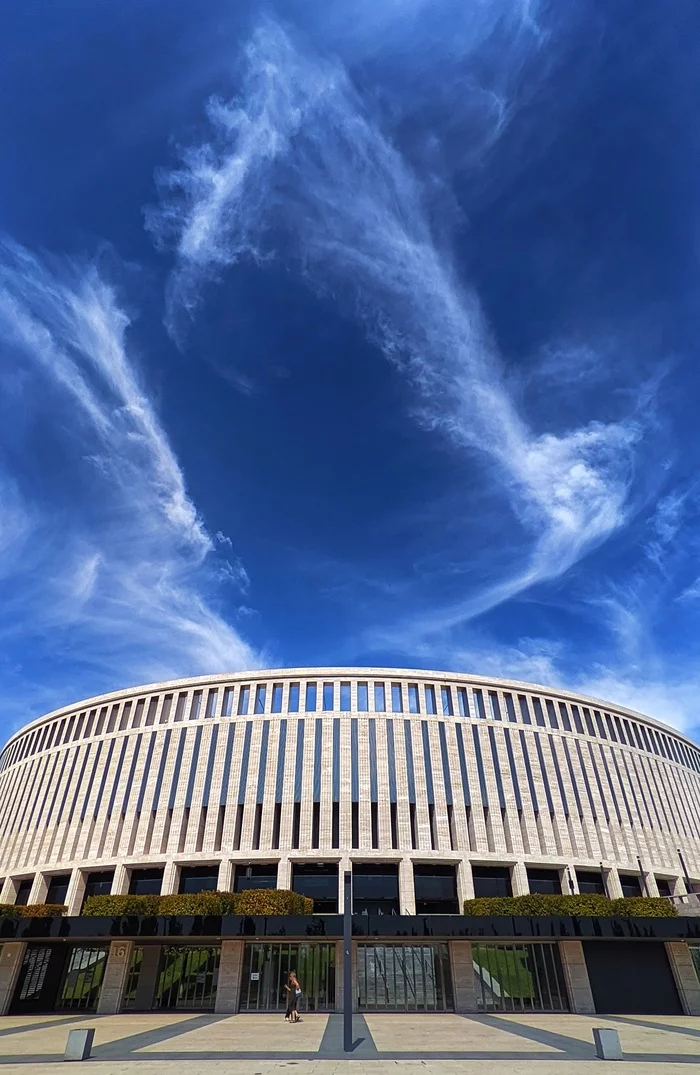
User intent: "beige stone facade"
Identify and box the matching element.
[0,667,699,909]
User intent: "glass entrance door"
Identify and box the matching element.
[154,946,220,1010]
[357,943,453,1011]
[240,943,336,1011]
[472,943,569,1012]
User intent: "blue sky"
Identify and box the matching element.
[1,0,700,739]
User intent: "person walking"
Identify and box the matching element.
[284,969,302,1023]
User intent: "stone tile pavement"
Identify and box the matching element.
[0,1011,698,1071]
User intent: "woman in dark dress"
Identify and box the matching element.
[284,969,302,1022]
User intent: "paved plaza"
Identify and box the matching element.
[0,1012,699,1072]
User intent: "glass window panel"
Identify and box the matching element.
[254,685,266,714]
[323,682,334,711]
[391,684,403,713]
[340,682,352,711]
[441,687,454,717]
[374,683,386,712]
[271,684,283,713]
[408,684,420,714]
[305,683,317,712]
[425,686,437,715]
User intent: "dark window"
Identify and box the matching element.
[473,689,486,719]
[271,684,283,713]
[414,864,459,914]
[518,696,532,724]
[620,874,642,898]
[178,866,218,894]
[82,871,114,909]
[237,686,250,715]
[129,868,164,896]
[46,875,70,905]
[472,866,512,898]
[441,687,454,717]
[576,869,605,895]
[353,863,399,915]
[527,868,562,895]
[656,878,672,897]
[408,684,420,714]
[292,862,338,912]
[254,685,266,714]
[234,863,278,892]
[14,880,33,906]
[425,686,437,714]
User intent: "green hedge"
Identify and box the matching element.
[0,903,67,918]
[463,893,677,917]
[82,888,313,917]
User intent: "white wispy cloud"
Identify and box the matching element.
[0,239,259,717]
[148,11,640,643]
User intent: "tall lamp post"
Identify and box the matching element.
[343,870,352,1053]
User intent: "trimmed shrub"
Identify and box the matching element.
[233,889,313,916]
[81,888,314,917]
[159,891,239,916]
[0,903,67,918]
[82,894,161,917]
[610,897,677,918]
[463,893,677,917]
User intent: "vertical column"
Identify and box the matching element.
[111,865,130,896]
[161,862,179,895]
[0,943,26,1015]
[97,941,133,1014]
[65,868,86,916]
[450,940,477,1013]
[511,861,530,896]
[277,857,292,891]
[0,878,18,904]
[217,859,234,892]
[563,864,579,894]
[666,942,700,1016]
[28,873,48,905]
[456,859,473,907]
[602,866,623,899]
[215,939,245,1013]
[640,868,659,897]
[399,857,415,915]
[559,940,595,1014]
[337,856,351,913]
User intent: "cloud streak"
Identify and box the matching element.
[0,240,259,715]
[149,10,641,643]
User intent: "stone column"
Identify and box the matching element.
[337,857,351,913]
[602,866,623,899]
[563,864,579,894]
[65,868,86,916]
[640,869,659,897]
[457,859,474,907]
[511,861,530,896]
[450,940,477,1013]
[0,943,26,1015]
[559,940,595,1014]
[0,878,19,905]
[277,857,292,891]
[161,862,179,895]
[111,865,130,896]
[217,859,235,892]
[399,857,415,915]
[28,873,48,905]
[666,942,700,1016]
[97,941,133,1014]
[215,939,245,1013]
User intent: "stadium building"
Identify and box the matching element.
[0,668,699,1016]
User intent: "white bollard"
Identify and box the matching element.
[64,1028,95,1061]
[593,1027,623,1060]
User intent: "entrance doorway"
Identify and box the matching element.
[10,945,108,1014]
[472,943,569,1012]
[357,943,453,1011]
[239,942,336,1011]
[153,946,220,1009]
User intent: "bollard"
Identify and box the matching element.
[593,1027,623,1061]
[64,1028,95,1061]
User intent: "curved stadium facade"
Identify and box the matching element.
[1,668,699,1017]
